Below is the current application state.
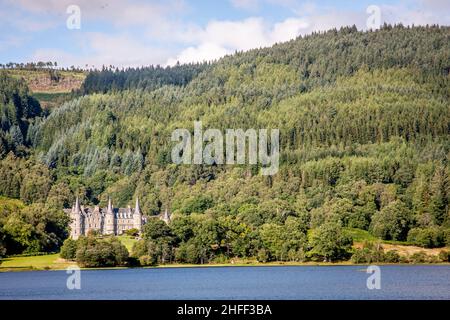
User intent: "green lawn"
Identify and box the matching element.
[343,228,379,242]
[117,235,138,252]
[343,228,413,246]
[0,254,74,271]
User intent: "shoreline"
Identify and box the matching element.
[1,260,449,273]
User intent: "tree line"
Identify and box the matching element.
[80,62,210,94]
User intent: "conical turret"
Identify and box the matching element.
[133,197,142,231]
[104,197,115,235]
[134,197,141,215]
[107,197,113,213]
[73,196,81,213]
[70,196,83,239]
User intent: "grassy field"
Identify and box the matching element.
[0,236,137,272]
[343,227,414,246]
[343,228,379,242]
[0,254,74,272]
[0,254,356,272]
[117,235,138,251]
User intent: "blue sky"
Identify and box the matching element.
[0,0,448,68]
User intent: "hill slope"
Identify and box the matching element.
[6,69,85,109]
[6,69,85,93]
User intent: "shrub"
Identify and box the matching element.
[444,229,450,247]
[257,248,269,263]
[409,251,429,264]
[350,242,399,263]
[351,248,372,263]
[351,241,400,263]
[427,255,440,263]
[212,254,229,264]
[287,248,306,262]
[383,250,400,263]
[438,250,449,262]
[139,255,156,266]
[399,255,409,263]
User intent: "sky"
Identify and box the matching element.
[0,0,449,68]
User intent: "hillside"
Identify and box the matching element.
[6,69,85,109]
[6,69,85,93]
[0,25,449,263]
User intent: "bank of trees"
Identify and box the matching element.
[0,72,42,157]
[0,61,58,70]
[80,62,209,94]
[0,152,72,255]
[0,197,69,255]
[60,235,129,267]
[129,216,352,265]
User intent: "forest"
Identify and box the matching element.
[0,24,449,266]
[80,62,209,94]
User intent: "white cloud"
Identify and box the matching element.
[199,18,269,50]
[166,17,310,65]
[271,18,309,42]
[166,43,230,65]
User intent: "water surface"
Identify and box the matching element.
[0,265,449,300]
